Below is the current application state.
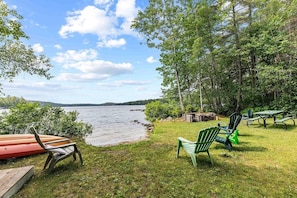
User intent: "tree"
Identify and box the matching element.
[0,0,52,91]
[136,0,297,117]
[132,0,189,112]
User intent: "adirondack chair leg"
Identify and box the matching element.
[44,155,52,169]
[72,153,77,161]
[48,159,58,173]
[73,145,84,164]
[77,150,84,165]
[225,139,233,151]
[176,140,182,158]
[189,154,197,167]
[206,150,214,165]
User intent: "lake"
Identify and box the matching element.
[63,105,150,146]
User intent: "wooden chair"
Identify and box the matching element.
[215,112,242,151]
[176,127,220,167]
[31,126,83,173]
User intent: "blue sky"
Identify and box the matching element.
[2,0,162,104]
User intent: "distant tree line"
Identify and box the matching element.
[132,0,297,115]
[0,96,159,108]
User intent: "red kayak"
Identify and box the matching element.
[0,134,71,160]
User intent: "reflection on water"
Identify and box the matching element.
[63,105,150,146]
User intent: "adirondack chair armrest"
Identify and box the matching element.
[218,129,233,135]
[218,132,229,135]
[177,137,195,144]
[217,122,228,128]
[46,142,77,149]
[44,138,71,145]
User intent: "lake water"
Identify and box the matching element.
[63,105,150,147]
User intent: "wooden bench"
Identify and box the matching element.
[274,117,295,130]
[246,116,262,127]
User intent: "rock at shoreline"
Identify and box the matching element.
[132,120,154,132]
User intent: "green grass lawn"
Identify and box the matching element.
[1,117,297,197]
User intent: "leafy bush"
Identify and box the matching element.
[0,102,92,138]
[145,100,182,122]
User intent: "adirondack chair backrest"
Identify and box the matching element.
[228,112,242,132]
[195,127,220,152]
[32,127,47,150]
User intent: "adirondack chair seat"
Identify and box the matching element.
[177,127,220,167]
[215,129,239,151]
[30,126,83,173]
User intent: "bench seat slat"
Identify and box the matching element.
[246,117,262,126]
[274,117,295,130]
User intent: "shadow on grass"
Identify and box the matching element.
[232,146,267,152]
[213,142,267,152]
[237,133,255,137]
[268,124,296,131]
[177,155,220,168]
[245,124,265,129]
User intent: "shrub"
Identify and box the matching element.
[145,100,182,122]
[0,102,92,138]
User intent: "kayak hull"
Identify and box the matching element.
[0,134,70,160]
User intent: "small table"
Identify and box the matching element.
[253,110,284,128]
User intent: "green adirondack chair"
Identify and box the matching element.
[215,112,242,151]
[176,127,220,167]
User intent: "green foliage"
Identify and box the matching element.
[185,104,199,113]
[144,100,182,122]
[0,0,52,91]
[133,0,297,115]
[0,95,26,108]
[0,102,92,138]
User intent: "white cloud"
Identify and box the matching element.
[97,38,126,48]
[115,0,139,36]
[94,0,111,5]
[115,0,137,19]
[93,0,113,10]
[32,43,44,53]
[54,44,62,50]
[97,80,150,87]
[136,86,147,91]
[55,73,109,81]
[3,81,66,91]
[146,56,157,63]
[65,60,132,74]
[59,6,117,38]
[53,49,133,82]
[59,1,141,47]
[53,49,98,64]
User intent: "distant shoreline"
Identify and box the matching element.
[31,99,160,107]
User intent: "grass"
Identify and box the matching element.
[1,117,297,197]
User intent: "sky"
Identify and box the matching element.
[2,0,162,104]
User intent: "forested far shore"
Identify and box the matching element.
[0,96,159,108]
